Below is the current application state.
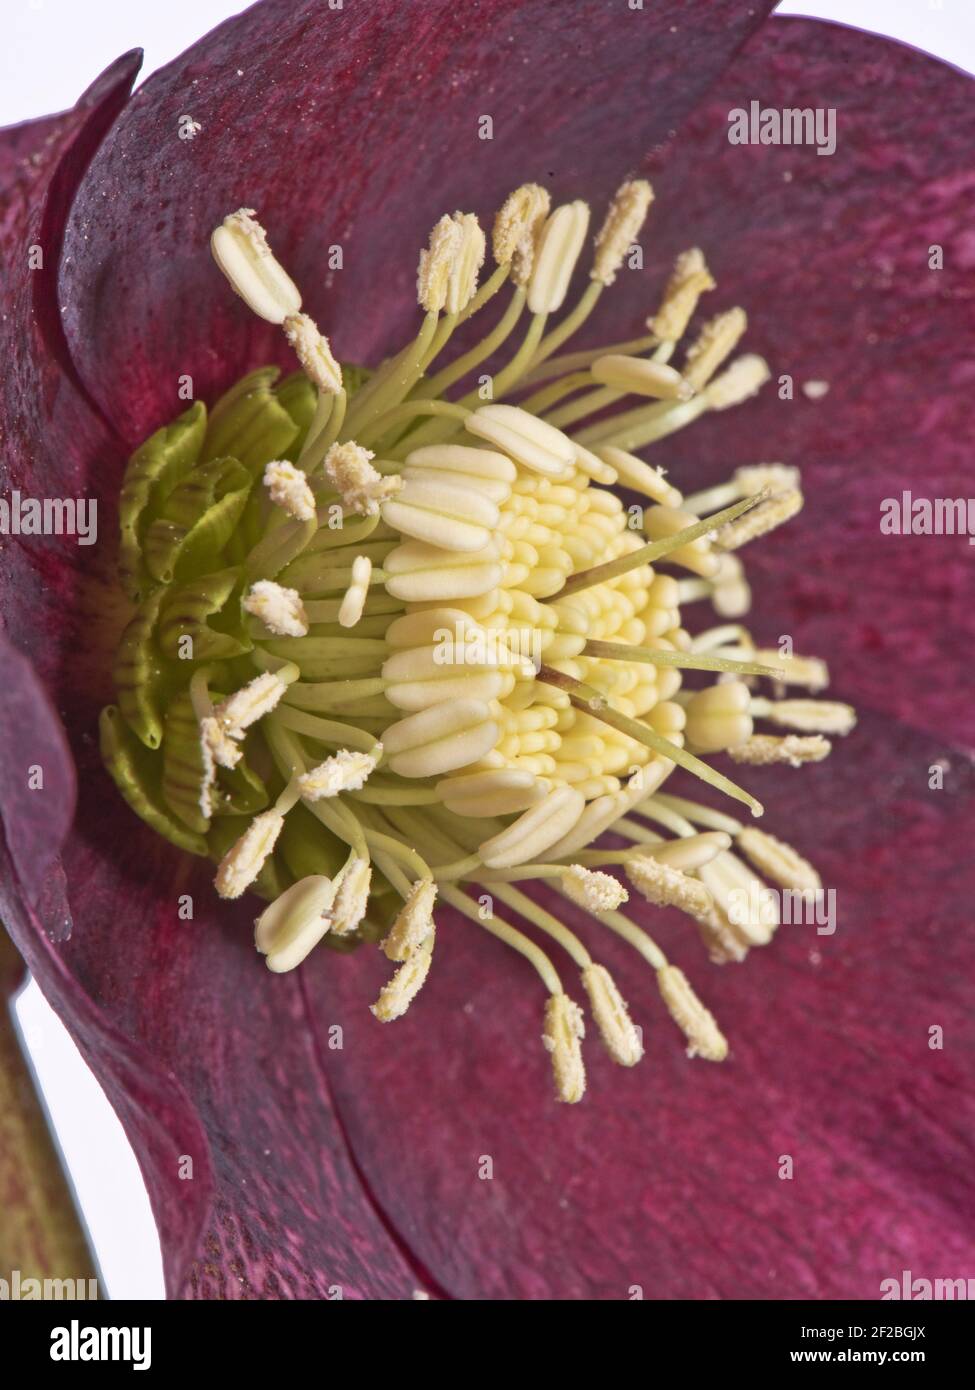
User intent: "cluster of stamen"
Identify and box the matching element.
[102,178,854,1104]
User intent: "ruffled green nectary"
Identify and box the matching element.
[100,705,209,856]
[157,567,252,663]
[118,402,207,601]
[142,455,253,585]
[101,370,354,916]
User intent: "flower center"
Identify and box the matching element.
[101,184,855,1103]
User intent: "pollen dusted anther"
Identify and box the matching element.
[323,440,401,516]
[264,459,317,521]
[101,176,851,1106]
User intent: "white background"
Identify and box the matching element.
[4,0,973,1301]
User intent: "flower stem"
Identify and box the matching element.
[0,932,98,1292]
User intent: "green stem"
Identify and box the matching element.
[0,934,98,1291]
[528,281,602,370]
[439,886,562,993]
[355,399,471,449]
[417,288,526,403]
[519,332,659,387]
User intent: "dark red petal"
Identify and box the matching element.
[309,712,975,1298]
[4,799,431,1298]
[287,21,975,1298]
[0,58,417,1298]
[0,58,140,907]
[633,17,975,743]
[0,0,778,1296]
[6,2,967,1305]
[0,633,75,906]
[59,0,776,446]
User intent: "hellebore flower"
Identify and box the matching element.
[1,0,974,1300]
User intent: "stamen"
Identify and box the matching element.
[684,681,753,754]
[635,829,732,873]
[331,856,372,935]
[590,355,694,401]
[591,180,654,287]
[729,734,831,767]
[682,463,800,514]
[560,864,629,912]
[735,463,802,496]
[597,445,682,506]
[417,214,462,312]
[382,878,438,961]
[215,670,290,737]
[699,552,752,618]
[478,785,586,868]
[650,247,715,343]
[215,808,286,899]
[492,183,551,273]
[754,651,829,691]
[282,313,343,394]
[440,884,562,993]
[371,931,434,1020]
[197,735,217,821]
[255,875,336,972]
[751,697,856,736]
[243,579,309,637]
[705,354,771,410]
[323,441,402,515]
[437,768,548,818]
[465,404,575,478]
[200,715,242,770]
[736,827,821,893]
[580,964,643,1066]
[542,993,586,1103]
[626,856,712,920]
[298,746,381,800]
[445,213,486,314]
[683,308,747,391]
[210,208,301,324]
[264,459,317,521]
[383,697,500,778]
[528,201,590,314]
[381,474,499,552]
[695,900,751,965]
[698,850,778,946]
[656,966,728,1061]
[338,555,372,628]
[716,489,803,550]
